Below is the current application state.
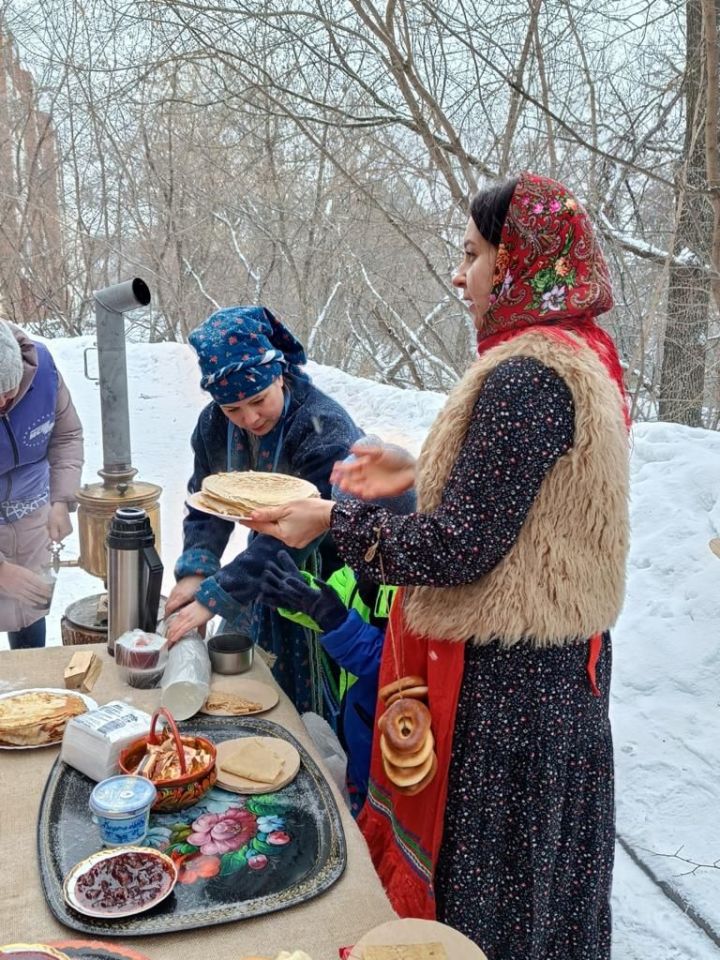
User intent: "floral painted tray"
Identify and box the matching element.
[37,716,346,936]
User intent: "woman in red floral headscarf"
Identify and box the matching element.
[243,173,630,960]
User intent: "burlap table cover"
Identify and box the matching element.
[0,644,395,957]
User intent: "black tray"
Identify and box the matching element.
[38,716,346,936]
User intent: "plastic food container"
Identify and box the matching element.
[207,633,254,675]
[89,775,157,847]
[119,664,166,690]
[115,630,168,688]
[116,630,168,669]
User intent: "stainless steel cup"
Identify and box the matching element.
[207,633,254,675]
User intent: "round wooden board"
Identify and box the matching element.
[709,537,720,559]
[215,736,301,794]
[200,678,279,716]
[351,918,487,960]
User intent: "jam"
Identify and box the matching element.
[74,850,174,913]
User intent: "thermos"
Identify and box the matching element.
[106,507,163,655]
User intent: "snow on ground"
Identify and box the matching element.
[4,335,720,957]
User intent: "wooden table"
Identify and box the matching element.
[0,644,395,958]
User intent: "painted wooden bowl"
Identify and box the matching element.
[118,707,217,812]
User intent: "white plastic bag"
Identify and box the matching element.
[301,711,349,806]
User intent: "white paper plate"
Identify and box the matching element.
[63,846,177,919]
[186,490,249,523]
[352,918,488,959]
[0,688,98,750]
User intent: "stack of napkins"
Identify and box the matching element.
[61,700,152,782]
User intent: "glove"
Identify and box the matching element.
[259,550,348,633]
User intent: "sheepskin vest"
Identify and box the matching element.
[403,330,629,647]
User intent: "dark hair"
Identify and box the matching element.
[470,177,519,247]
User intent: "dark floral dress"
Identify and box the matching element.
[435,638,614,959]
[332,355,615,959]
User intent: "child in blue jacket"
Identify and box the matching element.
[259,475,415,814]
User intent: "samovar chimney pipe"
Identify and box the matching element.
[93,278,151,487]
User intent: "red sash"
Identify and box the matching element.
[358,591,465,917]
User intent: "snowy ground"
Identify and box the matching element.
[4,335,720,958]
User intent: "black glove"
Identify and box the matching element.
[259,550,347,633]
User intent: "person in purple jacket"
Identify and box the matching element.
[0,321,83,649]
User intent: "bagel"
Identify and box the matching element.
[380,729,434,768]
[396,751,438,796]
[382,747,435,787]
[380,697,431,756]
[378,674,425,703]
[385,685,429,708]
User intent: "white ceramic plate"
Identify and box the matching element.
[0,688,98,750]
[186,491,249,523]
[63,846,177,919]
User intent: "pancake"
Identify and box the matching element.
[201,471,319,515]
[0,691,88,747]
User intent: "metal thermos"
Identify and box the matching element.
[106,507,163,655]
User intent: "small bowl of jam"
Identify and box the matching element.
[63,846,177,919]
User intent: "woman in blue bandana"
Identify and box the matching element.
[164,305,363,718]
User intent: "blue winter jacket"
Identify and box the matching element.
[321,609,383,810]
[0,343,57,521]
[175,373,363,714]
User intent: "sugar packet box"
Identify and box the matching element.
[61,700,153,782]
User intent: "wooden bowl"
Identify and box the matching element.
[118,707,217,812]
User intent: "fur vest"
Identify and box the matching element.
[403,330,629,647]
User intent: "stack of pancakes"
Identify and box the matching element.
[197,471,320,518]
[0,691,88,747]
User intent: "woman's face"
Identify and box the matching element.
[220,376,285,435]
[453,218,498,331]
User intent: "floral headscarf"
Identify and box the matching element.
[477,172,627,421]
[189,305,309,404]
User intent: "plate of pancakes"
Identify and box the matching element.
[187,470,320,521]
[0,688,97,749]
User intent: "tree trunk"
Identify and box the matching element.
[659,0,717,425]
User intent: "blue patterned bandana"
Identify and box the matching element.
[189,305,309,403]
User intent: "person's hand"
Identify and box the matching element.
[240,497,333,548]
[259,550,347,632]
[165,601,213,646]
[165,575,205,616]
[0,561,53,606]
[330,443,416,500]
[48,502,72,542]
